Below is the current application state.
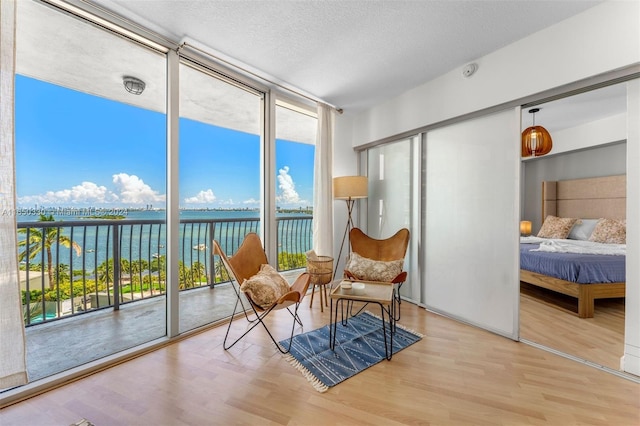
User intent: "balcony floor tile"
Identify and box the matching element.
[25,284,237,382]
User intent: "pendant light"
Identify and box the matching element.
[522,108,552,157]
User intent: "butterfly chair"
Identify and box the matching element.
[343,227,410,321]
[213,233,311,354]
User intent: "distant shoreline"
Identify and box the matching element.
[13,206,313,215]
[14,207,313,222]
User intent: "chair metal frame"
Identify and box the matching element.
[213,233,310,354]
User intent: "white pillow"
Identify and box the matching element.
[568,219,599,241]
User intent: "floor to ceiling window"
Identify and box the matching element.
[177,60,263,332]
[4,0,321,394]
[14,0,168,381]
[274,100,317,272]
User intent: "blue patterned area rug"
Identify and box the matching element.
[279,311,422,392]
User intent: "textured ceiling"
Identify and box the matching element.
[89,0,605,114]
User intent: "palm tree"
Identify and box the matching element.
[18,214,82,290]
[190,261,207,285]
[96,258,115,286]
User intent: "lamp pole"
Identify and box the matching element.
[334,197,355,279]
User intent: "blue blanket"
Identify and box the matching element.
[520,243,625,284]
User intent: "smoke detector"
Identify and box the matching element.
[462,63,478,78]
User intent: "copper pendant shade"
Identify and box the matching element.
[521,108,552,157]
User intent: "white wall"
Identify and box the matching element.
[348,1,639,147]
[332,118,359,276]
[337,0,640,376]
[547,113,626,156]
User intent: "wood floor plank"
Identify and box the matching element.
[520,282,625,370]
[1,300,638,425]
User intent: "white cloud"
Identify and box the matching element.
[18,181,118,205]
[112,173,165,204]
[184,189,217,204]
[243,198,259,205]
[18,174,165,207]
[276,166,304,205]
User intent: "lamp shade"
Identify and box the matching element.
[520,220,532,235]
[333,176,368,200]
[522,108,552,157]
[522,126,552,157]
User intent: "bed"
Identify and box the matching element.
[520,175,626,318]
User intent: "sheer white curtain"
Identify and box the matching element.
[312,103,334,257]
[0,0,28,389]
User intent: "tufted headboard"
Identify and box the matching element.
[542,175,626,221]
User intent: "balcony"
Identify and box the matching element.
[16,214,312,382]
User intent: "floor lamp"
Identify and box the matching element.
[333,176,368,279]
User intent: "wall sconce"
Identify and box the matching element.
[520,220,532,236]
[522,108,552,157]
[123,76,146,95]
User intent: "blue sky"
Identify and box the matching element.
[15,75,315,209]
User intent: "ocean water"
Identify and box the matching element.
[16,207,261,222]
[16,209,312,274]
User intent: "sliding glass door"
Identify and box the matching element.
[364,136,421,304]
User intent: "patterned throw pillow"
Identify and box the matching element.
[589,218,626,244]
[537,215,577,239]
[240,264,291,309]
[345,252,404,282]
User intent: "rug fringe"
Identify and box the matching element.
[363,310,425,338]
[282,352,329,393]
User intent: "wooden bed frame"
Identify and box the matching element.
[520,175,626,318]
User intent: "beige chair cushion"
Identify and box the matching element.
[345,252,404,282]
[240,264,290,309]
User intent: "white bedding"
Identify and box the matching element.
[520,236,626,256]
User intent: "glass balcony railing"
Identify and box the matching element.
[17,215,312,326]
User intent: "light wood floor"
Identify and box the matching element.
[520,283,625,371]
[1,298,639,426]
